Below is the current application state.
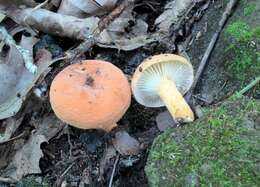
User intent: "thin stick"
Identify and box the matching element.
[0,132,26,145]
[238,76,260,95]
[98,0,135,32]
[65,125,73,158]
[60,162,75,178]
[54,162,76,187]
[54,156,86,186]
[108,154,120,187]
[186,0,238,100]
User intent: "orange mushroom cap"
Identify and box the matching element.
[49,60,131,132]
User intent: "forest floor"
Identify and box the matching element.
[0,0,259,186]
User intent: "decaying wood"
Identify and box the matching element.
[186,0,238,101]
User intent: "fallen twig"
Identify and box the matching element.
[53,155,88,186]
[108,154,120,187]
[0,26,37,73]
[54,162,75,187]
[186,0,238,101]
[0,131,26,145]
[66,125,73,158]
[65,36,96,61]
[60,162,75,179]
[98,0,135,32]
[238,76,260,95]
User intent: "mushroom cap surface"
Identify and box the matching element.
[50,60,131,132]
[131,54,193,107]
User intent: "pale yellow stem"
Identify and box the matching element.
[157,78,194,122]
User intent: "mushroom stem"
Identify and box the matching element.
[157,78,194,122]
[102,123,117,132]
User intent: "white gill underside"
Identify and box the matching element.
[133,62,193,107]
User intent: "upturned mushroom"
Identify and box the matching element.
[131,54,194,122]
[49,60,131,132]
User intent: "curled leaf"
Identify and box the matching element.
[155,0,193,33]
[2,135,47,181]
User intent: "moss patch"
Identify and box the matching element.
[222,0,260,96]
[226,21,256,42]
[242,0,256,16]
[224,20,260,83]
[145,96,260,187]
[187,0,259,100]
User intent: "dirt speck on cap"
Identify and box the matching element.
[85,76,94,87]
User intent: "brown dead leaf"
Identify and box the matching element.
[0,0,37,11]
[2,134,47,181]
[0,114,64,181]
[51,0,62,7]
[98,18,155,50]
[33,114,66,141]
[0,116,24,143]
[58,0,86,18]
[0,136,26,170]
[0,46,25,118]
[10,8,99,40]
[58,0,117,18]
[0,48,52,119]
[155,0,193,33]
[112,131,140,156]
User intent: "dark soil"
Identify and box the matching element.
[39,99,160,187]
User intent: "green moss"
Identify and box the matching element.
[145,96,260,187]
[226,21,254,42]
[253,26,260,38]
[224,21,260,82]
[242,1,256,16]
